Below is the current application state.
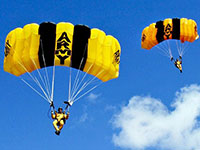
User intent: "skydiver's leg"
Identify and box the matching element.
[59,120,64,131]
[53,120,59,131]
[175,64,178,68]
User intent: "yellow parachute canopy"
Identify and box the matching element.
[4,22,121,82]
[141,18,199,50]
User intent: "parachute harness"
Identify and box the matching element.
[48,101,70,121]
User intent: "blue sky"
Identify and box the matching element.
[1,0,200,150]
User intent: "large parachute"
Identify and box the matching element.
[4,22,120,82]
[4,22,121,104]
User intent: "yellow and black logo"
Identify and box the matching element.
[164,24,172,39]
[5,40,11,57]
[113,50,120,65]
[55,32,71,64]
[195,25,197,33]
[142,33,146,42]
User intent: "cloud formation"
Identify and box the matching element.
[79,112,88,123]
[112,84,200,150]
[86,93,101,103]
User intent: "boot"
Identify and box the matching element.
[55,130,60,135]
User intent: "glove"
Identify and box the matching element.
[50,101,54,108]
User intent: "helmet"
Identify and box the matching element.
[58,107,63,112]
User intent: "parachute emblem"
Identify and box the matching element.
[113,50,120,64]
[142,33,146,42]
[4,40,11,57]
[164,24,172,39]
[55,32,71,65]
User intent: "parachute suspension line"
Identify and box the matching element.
[70,44,88,101]
[73,83,102,102]
[162,40,170,53]
[70,66,82,100]
[156,41,173,58]
[31,58,51,99]
[70,44,102,103]
[72,69,103,101]
[70,63,94,100]
[17,61,51,102]
[180,42,185,56]
[50,59,56,102]
[72,77,99,102]
[70,61,90,99]
[71,64,94,98]
[176,40,185,57]
[40,39,51,99]
[167,40,173,58]
[20,77,49,102]
[68,67,72,102]
[69,44,103,103]
[73,70,104,103]
[66,105,70,113]
[176,40,181,56]
[155,40,176,59]
[155,45,172,58]
[181,42,190,56]
[161,40,172,58]
[176,41,189,57]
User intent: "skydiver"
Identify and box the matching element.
[170,56,182,73]
[50,102,69,135]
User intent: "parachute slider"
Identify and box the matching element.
[50,101,55,109]
[63,100,73,113]
[64,100,73,107]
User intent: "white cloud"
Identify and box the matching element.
[79,112,88,123]
[112,84,200,150]
[86,93,101,103]
[105,105,117,112]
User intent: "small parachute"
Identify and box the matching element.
[141,18,199,59]
[4,22,121,105]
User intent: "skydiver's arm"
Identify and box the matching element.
[51,111,55,119]
[65,112,69,120]
[50,101,56,113]
[55,111,58,118]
